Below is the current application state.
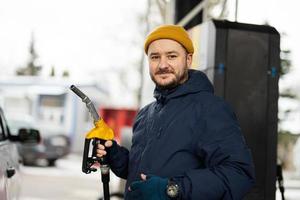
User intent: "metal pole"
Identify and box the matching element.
[235,0,239,21]
[137,0,151,108]
[102,172,110,200]
[177,0,206,27]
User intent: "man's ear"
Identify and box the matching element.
[186,53,193,67]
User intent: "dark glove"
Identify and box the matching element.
[127,175,169,200]
[105,140,119,163]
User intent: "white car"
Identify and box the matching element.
[0,107,40,200]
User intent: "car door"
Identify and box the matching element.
[0,108,21,200]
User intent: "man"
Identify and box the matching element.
[97,25,255,199]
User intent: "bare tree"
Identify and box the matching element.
[16,33,42,76]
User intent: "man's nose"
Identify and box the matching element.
[158,56,169,69]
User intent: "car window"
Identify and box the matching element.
[7,119,32,135]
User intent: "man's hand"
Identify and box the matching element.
[96,140,113,158]
[127,174,169,200]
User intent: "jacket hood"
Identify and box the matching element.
[154,69,214,103]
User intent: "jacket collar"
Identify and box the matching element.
[153,69,214,104]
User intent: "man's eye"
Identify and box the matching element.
[151,56,159,60]
[168,55,177,59]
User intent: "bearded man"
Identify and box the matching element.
[97,25,255,200]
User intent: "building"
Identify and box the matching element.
[0,76,109,152]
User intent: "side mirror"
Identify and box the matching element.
[18,128,41,143]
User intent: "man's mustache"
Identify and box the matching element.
[155,69,174,75]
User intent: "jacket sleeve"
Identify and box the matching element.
[108,106,149,179]
[178,99,255,200]
[108,141,129,179]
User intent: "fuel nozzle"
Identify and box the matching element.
[70,85,114,200]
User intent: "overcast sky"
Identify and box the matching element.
[0,0,299,81]
[0,0,146,78]
[0,0,299,92]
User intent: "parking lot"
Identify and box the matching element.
[19,154,124,200]
[19,153,300,200]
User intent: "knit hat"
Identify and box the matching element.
[144,24,194,54]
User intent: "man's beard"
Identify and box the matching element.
[151,66,188,90]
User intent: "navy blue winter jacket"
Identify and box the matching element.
[108,69,255,199]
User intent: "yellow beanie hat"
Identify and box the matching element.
[144,24,194,54]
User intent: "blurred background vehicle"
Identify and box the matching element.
[6,114,71,166]
[0,106,40,200]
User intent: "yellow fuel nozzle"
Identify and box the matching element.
[85,118,114,140]
[70,85,113,199]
